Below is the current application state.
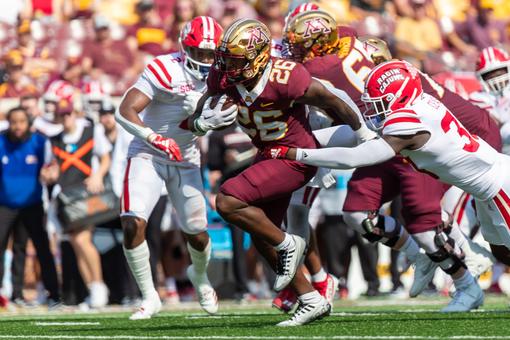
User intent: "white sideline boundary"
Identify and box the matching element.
[34,321,101,326]
[1,336,510,339]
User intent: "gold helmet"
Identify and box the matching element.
[214,18,271,84]
[359,37,392,65]
[284,10,338,62]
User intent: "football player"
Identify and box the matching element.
[282,10,498,311]
[271,3,339,314]
[185,18,372,326]
[268,60,510,311]
[116,16,228,320]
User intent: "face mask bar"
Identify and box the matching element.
[182,46,215,81]
[361,92,393,131]
[483,70,510,96]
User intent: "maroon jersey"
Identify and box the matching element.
[207,58,317,150]
[419,72,502,151]
[303,36,375,123]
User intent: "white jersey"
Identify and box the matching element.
[384,93,507,201]
[469,89,510,147]
[129,52,205,167]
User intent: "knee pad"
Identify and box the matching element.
[426,231,467,275]
[358,214,402,247]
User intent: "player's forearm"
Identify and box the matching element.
[294,138,396,169]
[115,106,153,141]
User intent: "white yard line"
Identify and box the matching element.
[34,321,101,326]
[0,336,510,339]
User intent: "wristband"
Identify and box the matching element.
[193,119,207,136]
[295,148,305,161]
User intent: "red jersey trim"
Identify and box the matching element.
[384,117,421,127]
[154,58,173,85]
[148,64,172,90]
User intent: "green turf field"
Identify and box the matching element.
[1,296,509,339]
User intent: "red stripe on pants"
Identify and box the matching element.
[122,159,132,212]
[494,189,510,229]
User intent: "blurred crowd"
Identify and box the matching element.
[0,0,509,309]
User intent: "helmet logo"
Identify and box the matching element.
[377,69,404,93]
[246,27,270,51]
[303,18,331,38]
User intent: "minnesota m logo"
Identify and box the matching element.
[303,18,331,38]
[246,27,270,51]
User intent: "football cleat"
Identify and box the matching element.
[410,253,439,298]
[441,280,484,312]
[277,296,331,327]
[312,274,338,311]
[274,234,307,292]
[272,287,297,313]
[129,294,162,320]
[89,282,109,308]
[186,265,219,315]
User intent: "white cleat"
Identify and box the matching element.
[441,280,484,312]
[129,294,162,320]
[274,234,307,292]
[463,238,494,278]
[277,296,331,327]
[410,253,438,297]
[89,282,109,308]
[187,265,219,315]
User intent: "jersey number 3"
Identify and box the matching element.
[441,110,479,152]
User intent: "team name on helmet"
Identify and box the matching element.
[377,69,405,94]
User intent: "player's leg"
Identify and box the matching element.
[249,233,331,327]
[166,166,218,314]
[273,187,336,313]
[342,161,421,262]
[399,168,483,311]
[121,157,164,319]
[216,158,316,291]
[475,186,510,266]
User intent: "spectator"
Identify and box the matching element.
[394,0,443,56]
[446,0,509,52]
[126,0,170,57]
[207,0,257,31]
[15,19,57,87]
[0,50,38,98]
[0,107,61,307]
[19,94,63,137]
[167,0,198,46]
[82,16,140,94]
[255,0,285,39]
[42,98,111,308]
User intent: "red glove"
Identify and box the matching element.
[147,133,183,161]
[263,145,290,159]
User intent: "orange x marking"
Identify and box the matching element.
[52,140,94,176]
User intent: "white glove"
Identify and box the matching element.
[194,95,238,134]
[183,91,203,116]
[354,124,378,144]
[495,96,510,125]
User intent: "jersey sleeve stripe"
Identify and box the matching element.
[392,109,417,115]
[494,189,510,229]
[384,117,421,127]
[154,58,173,85]
[147,63,172,90]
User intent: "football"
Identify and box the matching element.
[208,94,237,111]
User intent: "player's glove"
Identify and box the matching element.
[263,145,290,159]
[147,133,183,161]
[194,95,238,134]
[183,91,203,115]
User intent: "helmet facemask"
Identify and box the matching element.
[479,65,510,97]
[181,43,216,81]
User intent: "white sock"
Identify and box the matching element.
[298,290,322,304]
[165,277,177,292]
[400,235,420,263]
[274,233,292,251]
[453,270,474,291]
[311,268,327,283]
[187,239,211,277]
[123,241,158,300]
